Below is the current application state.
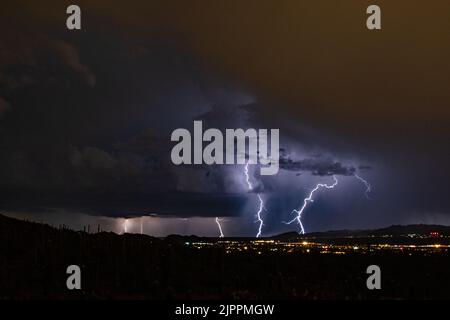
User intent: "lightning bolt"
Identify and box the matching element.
[285,175,339,234]
[245,162,265,238]
[244,161,253,190]
[123,219,128,234]
[354,174,372,200]
[215,217,224,238]
[256,195,264,238]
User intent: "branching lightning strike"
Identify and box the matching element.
[354,174,372,199]
[218,163,372,238]
[285,175,339,234]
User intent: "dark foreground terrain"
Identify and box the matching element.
[1,214,450,299]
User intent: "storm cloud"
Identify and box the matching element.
[279,156,356,176]
[0,1,449,234]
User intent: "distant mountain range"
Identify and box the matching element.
[271,224,450,241]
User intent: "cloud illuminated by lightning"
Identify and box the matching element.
[354,174,372,199]
[244,161,253,190]
[285,175,338,234]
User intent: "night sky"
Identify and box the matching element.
[1,1,449,236]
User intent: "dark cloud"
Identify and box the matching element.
[0,97,11,117]
[279,154,356,176]
[0,189,247,218]
[0,30,95,94]
[0,1,449,233]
